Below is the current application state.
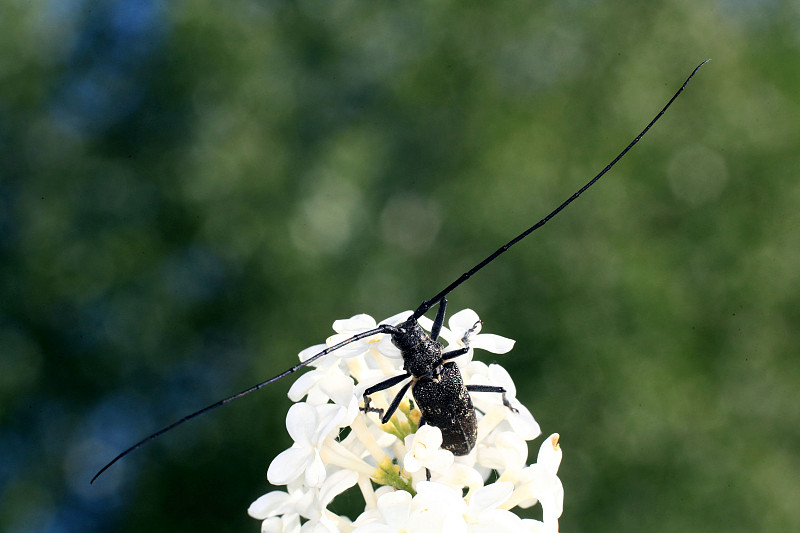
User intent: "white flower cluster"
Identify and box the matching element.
[248,309,564,533]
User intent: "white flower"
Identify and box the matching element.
[402,425,454,474]
[353,489,413,532]
[529,434,564,529]
[419,309,515,364]
[406,481,468,531]
[477,430,529,473]
[435,462,485,497]
[501,434,564,532]
[267,403,348,487]
[260,514,300,533]
[327,313,406,363]
[250,471,358,533]
[288,345,359,418]
[404,481,523,532]
[251,309,565,533]
[248,487,305,521]
[354,481,523,533]
[300,511,346,533]
[467,362,541,441]
[462,482,524,532]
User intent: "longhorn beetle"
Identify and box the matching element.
[91,60,709,484]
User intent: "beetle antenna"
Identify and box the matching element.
[413,59,710,319]
[92,61,709,484]
[91,324,394,484]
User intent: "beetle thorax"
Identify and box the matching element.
[390,317,443,377]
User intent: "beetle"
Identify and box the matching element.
[91,60,709,484]
[360,297,515,456]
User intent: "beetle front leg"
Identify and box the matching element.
[441,318,482,361]
[361,372,411,418]
[461,319,482,345]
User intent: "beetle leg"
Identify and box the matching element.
[462,319,482,344]
[440,317,482,361]
[466,384,519,413]
[380,380,413,424]
[441,346,468,361]
[361,372,411,418]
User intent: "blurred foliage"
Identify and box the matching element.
[1,0,799,532]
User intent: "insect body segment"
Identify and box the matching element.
[412,361,477,455]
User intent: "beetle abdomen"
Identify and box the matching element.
[412,361,477,455]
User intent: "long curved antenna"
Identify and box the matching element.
[413,59,710,319]
[93,61,709,484]
[91,324,394,484]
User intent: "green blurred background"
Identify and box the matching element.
[1,1,798,532]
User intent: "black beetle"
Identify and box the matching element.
[360,298,515,456]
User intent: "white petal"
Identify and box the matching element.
[462,361,489,390]
[319,469,359,507]
[412,481,466,510]
[248,491,290,519]
[408,484,465,533]
[440,512,469,533]
[416,315,434,331]
[468,481,514,512]
[327,333,369,358]
[515,463,563,518]
[304,451,328,487]
[314,404,347,443]
[381,310,413,326]
[318,373,356,407]
[449,309,481,335]
[261,517,281,533]
[288,371,322,402]
[477,431,528,471]
[352,524,391,533]
[376,335,402,358]
[520,519,549,533]
[470,508,524,533]
[403,452,422,473]
[436,326,461,349]
[299,344,329,363]
[487,364,515,396]
[535,472,564,524]
[403,426,455,473]
[502,431,529,469]
[300,518,340,533]
[268,447,313,485]
[428,450,455,473]
[542,481,564,524]
[262,515,301,533]
[537,434,562,474]
[286,403,318,446]
[471,334,515,354]
[415,424,444,450]
[377,490,412,525]
[343,395,360,425]
[476,446,506,471]
[436,463,484,494]
[508,403,541,441]
[333,314,377,333]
